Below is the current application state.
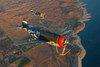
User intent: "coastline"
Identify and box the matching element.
[0,0,91,67]
[68,0,91,67]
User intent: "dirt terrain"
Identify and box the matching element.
[25,44,71,67]
[0,0,84,41]
[0,0,89,67]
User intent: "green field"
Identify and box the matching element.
[18,57,31,67]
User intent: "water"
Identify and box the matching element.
[78,0,100,67]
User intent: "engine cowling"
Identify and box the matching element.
[58,36,67,47]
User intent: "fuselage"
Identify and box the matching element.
[27,26,67,48]
[22,21,67,48]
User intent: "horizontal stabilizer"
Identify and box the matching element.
[15,26,23,29]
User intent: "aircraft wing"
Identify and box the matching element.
[14,40,45,45]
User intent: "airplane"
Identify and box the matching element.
[30,10,46,19]
[15,20,86,58]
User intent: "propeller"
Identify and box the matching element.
[62,45,67,54]
[56,37,71,56]
[61,30,73,36]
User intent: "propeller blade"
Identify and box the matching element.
[61,30,72,36]
[62,45,67,54]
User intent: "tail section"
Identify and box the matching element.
[15,20,29,30]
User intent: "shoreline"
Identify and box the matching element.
[0,0,91,67]
[68,0,91,67]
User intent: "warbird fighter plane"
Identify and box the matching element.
[30,10,45,19]
[15,20,86,58]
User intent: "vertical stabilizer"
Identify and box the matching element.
[22,21,29,28]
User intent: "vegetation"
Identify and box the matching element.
[22,44,38,52]
[0,10,2,12]
[0,9,4,12]
[18,57,31,67]
[0,27,5,37]
[9,56,22,64]
[0,36,13,51]
[23,35,35,41]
